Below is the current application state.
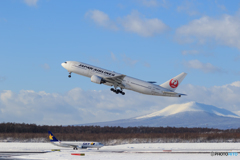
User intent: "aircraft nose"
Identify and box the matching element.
[61,62,67,68]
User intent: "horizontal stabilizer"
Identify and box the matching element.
[179,93,187,96]
[147,81,157,84]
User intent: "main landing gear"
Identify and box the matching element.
[110,88,125,95]
[73,147,78,150]
[68,72,71,78]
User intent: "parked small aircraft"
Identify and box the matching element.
[48,131,104,150]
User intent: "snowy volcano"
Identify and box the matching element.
[81,102,240,129]
[135,101,239,119]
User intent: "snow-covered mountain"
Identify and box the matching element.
[135,101,239,119]
[81,102,240,129]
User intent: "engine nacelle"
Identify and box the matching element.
[91,75,105,84]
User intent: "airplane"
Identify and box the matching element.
[61,61,187,97]
[48,131,104,150]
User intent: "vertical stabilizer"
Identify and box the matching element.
[160,72,187,91]
[48,131,59,142]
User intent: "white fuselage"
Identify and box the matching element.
[51,141,104,149]
[61,61,180,97]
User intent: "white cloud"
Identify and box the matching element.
[111,53,148,67]
[2,80,240,125]
[85,10,169,37]
[234,55,240,61]
[137,0,169,8]
[176,15,240,50]
[0,88,163,125]
[0,76,6,82]
[215,0,227,11]
[119,11,169,37]
[89,57,100,63]
[23,0,38,7]
[229,81,240,87]
[122,54,138,66]
[41,63,50,70]
[176,82,240,112]
[138,0,159,7]
[181,50,199,55]
[143,62,151,68]
[85,10,118,30]
[235,111,240,116]
[182,50,214,57]
[177,1,199,16]
[111,52,117,61]
[0,18,7,22]
[183,60,222,73]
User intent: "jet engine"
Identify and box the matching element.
[91,75,105,84]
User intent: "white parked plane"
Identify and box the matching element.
[48,131,104,150]
[61,61,187,97]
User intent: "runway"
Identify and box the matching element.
[0,143,239,159]
[0,151,47,155]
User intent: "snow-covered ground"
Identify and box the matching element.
[0,143,239,160]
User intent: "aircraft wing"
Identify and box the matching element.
[69,144,78,148]
[69,144,85,149]
[162,91,187,97]
[103,74,126,88]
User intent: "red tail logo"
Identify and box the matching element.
[169,79,179,88]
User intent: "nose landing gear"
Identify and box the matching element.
[68,72,71,78]
[110,88,125,95]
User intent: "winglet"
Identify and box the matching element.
[48,131,58,142]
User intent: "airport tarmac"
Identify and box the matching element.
[0,142,239,159]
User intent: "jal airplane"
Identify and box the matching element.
[48,131,104,150]
[61,61,187,97]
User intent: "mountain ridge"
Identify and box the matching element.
[79,102,240,129]
[135,101,239,119]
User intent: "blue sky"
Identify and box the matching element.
[1,0,240,125]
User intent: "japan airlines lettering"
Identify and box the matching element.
[78,63,115,76]
[61,61,187,97]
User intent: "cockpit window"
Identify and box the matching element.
[64,62,67,63]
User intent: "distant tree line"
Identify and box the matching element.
[0,122,235,133]
[0,122,240,142]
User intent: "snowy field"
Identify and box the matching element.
[0,142,239,160]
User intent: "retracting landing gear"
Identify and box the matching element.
[68,72,71,78]
[110,88,125,95]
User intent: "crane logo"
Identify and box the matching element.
[169,79,178,88]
